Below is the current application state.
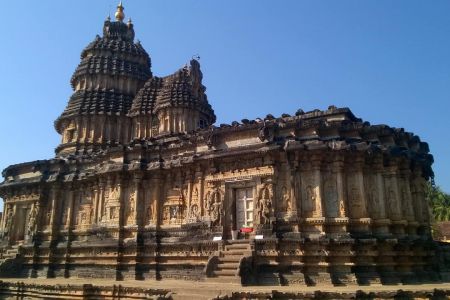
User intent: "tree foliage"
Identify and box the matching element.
[428,183,450,222]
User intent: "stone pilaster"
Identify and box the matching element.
[326,155,349,236]
[384,159,406,236]
[300,154,325,237]
[346,154,370,234]
[93,185,100,225]
[133,173,143,228]
[398,163,417,236]
[370,157,390,236]
[288,154,299,227]
[311,156,323,219]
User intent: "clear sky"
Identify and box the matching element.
[0,0,449,210]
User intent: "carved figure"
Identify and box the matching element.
[205,188,222,222]
[163,206,170,222]
[127,190,136,224]
[4,207,13,236]
[147,203,154,224]
[306,185,319,216]
[26,204,38,237]
[282,186,291,212]
[258,185,272,225]
[210,197,222,226]
[190,204,199,220]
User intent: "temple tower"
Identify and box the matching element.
[128,59,216,138]
[54,2,151,155]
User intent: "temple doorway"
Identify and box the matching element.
[11,206,27,243]
[235,188,254,230]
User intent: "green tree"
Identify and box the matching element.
[427,183,450,222]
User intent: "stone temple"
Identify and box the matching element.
[0,3,445,287]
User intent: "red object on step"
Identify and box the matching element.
[240,227,253,233]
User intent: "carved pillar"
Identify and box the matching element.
[289,156,299,219]
[197,167,205,217]
[332,156,347,218]
[97,115,105,143]
[49,184,61,240]
[93,185,100,224]
[384,161,402,221]
[299,159,312,219]
[186,170,193,220]
[0,200,10,236]
[117,118,122,144]
[151,173,162,229]
[346,155,368,219]
[311,156,323,218]
[368,156,390,236]
[346,154,371,234]
[133,173,142,227]
[117,178,124,228]
[410,166,430,237]
[373,158,387,219]
[66,187,75,230]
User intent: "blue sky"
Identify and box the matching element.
[0,0,449,203]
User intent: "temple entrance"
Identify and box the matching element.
[11,206,27,243]
[235,188,254,230]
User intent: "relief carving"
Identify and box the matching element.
[26,203,38,237]
[77,190,94,226]
[305,185,321,218]
[257,183,273,225]
[126,190,136,225]
[102,186,120,224]
[282,186,291,213]
[162,185,186,225]
[4,205,14,236]
[188,187,200,222]
[205,186,223,226]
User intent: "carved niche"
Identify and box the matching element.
[204,184,223,226]
[188,186,200,222]
[256,182,273,225]
[102,186,120,225]
[162,184,186,225]
[76,189,94,227]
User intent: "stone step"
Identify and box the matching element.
[225,243,251,250]
[226,239,250,244]
[217,262,239,269]
[212,269,237,276]
[222,250,251,256]
[219,255,243,262]
[206,275,242,284]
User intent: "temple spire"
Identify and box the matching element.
[115,1,125,22]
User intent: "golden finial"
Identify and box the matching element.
[115,1,125,22]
